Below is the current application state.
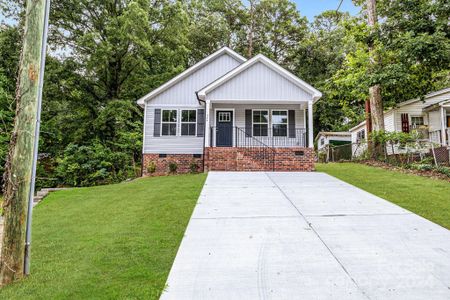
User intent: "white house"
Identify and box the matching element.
[349,87,450,156]
[315,132,351,151]
[137,47,322,175]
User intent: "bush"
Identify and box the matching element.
[56,142,135,186]
[189,160,199,173]
[436,166,450,177]
[147,161,156,174]
[168,162,178,174]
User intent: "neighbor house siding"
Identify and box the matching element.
[143,105,204,154]
[384,111,395,132]
[207,63,312,101]
[149,54,242,106]
[394,101,428,131]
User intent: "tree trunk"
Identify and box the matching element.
[1,0,49,285]
[247,0,256,57]
[369,85,384,131]
[366,0,384,132]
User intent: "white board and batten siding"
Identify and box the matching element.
[207,63,313,102]
[143,53,243,154]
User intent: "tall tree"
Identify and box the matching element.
[366,0,384,132]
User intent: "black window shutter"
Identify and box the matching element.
[154,109,161,137]
[197,109,205,137]
[245,109,252,136]
[288,110,296,138]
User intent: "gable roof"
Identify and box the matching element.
[136,47,246,106]
[349,121,366,132]
[315,132,351,141]
[395,87,450,108]
[197,54,322,103]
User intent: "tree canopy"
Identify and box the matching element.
[0,0,448,188]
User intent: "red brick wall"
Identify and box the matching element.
[204,147,315,172]
[143,154,203,176]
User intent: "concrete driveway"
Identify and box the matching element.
[161,172,450,300]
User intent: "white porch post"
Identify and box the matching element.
[205,100,211,147]
[441,106,447,146]
[308,101,314,148]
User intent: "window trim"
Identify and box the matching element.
[356,129,365,142]
[252,109,270,137]
[410,115,424,128]
[181,109,197,136]
[271,109,289,137]
[160,109,178,137]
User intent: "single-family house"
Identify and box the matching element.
[315,132,351,151]
[137,47,322,175]
[349,87,450,156]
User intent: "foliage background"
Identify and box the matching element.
[0,0,448,189]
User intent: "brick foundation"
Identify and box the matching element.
[143,154,204,176]
[204,147,315,172]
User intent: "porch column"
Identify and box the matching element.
[205,100,211,147]
[308,101,314,148]
[441,106,447,146]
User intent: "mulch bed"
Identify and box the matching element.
[359,160,450,182]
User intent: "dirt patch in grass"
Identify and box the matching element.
[359,160,450,182]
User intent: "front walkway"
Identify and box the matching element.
[161,172,450,300]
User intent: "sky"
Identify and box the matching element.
[294,0,360,21]
[0,0,360,25]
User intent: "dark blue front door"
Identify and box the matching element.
[216,111,233,147]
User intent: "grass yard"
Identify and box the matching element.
[317,163,450,229]
[0,174,207,299]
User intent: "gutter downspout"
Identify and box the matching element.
[196,92,207,172]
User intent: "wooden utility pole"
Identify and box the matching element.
[1,0,50,285]
[366,0,384,132]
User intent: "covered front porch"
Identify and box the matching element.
[196,54,321,171]
[204,102,312,149]
[426,101,450,146]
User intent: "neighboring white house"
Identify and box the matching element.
[137,47,322,175]
[349,87,450,157]
[315,132,351,151]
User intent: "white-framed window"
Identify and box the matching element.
[320,137,325,146]
[411,116,424,127]
[161,109,177,136]
[356,129,365,142]
[218,112,231,122]
[252,110,269,136]
[272,110,288,136]
[181,109,197,136]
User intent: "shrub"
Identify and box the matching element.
[147,161,156,174]
[189,160,199,173]
[436,166,450,177]
[56,142,135,187]
[168,162,178,174]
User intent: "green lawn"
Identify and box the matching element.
[0,174,207,299]
[316,163,450,229]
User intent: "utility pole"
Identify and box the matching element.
[366,0,384,132]
[0,0,50,285]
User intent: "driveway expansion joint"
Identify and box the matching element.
[265,172,371,300]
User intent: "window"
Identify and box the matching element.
[356,129,365,142]
[411,116,424,128]
[218,112,231,122]
[272,110,288,136]
[320,137,325,146]
[252,110,269,136]
[161,110,177,136]
[181,110,197,136]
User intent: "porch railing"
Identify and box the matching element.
[210,127,307,148]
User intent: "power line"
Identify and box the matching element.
[336,0,344,13]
